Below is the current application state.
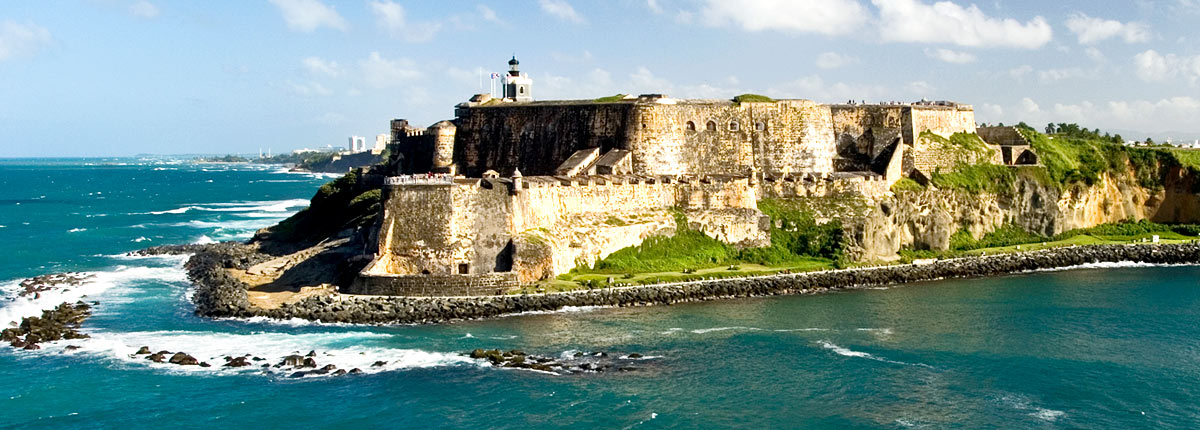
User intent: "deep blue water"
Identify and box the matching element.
[2,158,1200,429]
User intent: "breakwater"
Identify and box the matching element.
[184,243,1200,324]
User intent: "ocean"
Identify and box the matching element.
[1,158,1199,429]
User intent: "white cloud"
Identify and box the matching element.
[1064,13,1150,45]
[477,4,504,25]
[1084,47,1106,62]
[539,0,585,24]
[360,51,421,88]
[815,52,859,69]
[549,50,594,63]
[906,80,934,95]
[924,47,975,63]
[1037,67,1089,83]
[268,0,347,32]
[873,0,1052,49]
[368,1,442,42]
[1009,64,1033,81]
[0,20,52,62]
[129,1,160,19]
[768,75,895,103]
[302,56,341,77]
[287,80,333,96]
[993,96,1200,135]
[1134,49,1200,84]
[701,0,869,36]
[646,0,664,14]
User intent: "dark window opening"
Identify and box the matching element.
[421,270,431,275]
[458,263,469,274]
[686,121,696,131]
[729,121,740,131]
[706,121,716,131]
[755,122,766,131]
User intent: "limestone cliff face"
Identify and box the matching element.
[847,167,1200,260]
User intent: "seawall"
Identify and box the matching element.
[186,243,1200,324]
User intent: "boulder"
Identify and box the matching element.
[169,352,199,365]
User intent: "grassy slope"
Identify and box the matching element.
[254,170,381,253]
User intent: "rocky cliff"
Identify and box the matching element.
[846,163,1200,260]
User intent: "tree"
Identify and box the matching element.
[1146,137,1155,145]
[1046,123,1056,134]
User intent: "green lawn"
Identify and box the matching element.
[519,258,833,294]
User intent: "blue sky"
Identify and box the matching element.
[1,0,1199,157]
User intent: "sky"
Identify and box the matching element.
[1,0,1199,157]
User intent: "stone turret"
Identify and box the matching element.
[431,120,457,174]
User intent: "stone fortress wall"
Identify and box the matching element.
[365,94,992,296]
[351,174,771,296]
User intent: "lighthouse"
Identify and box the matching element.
[503,56,533,102]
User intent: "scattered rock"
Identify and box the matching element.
[349,368,363,374]
[135,346,151,355]
[225,357,251,367]
[2,302,92,350]
[169,352,199,365]
[371,360,387,367]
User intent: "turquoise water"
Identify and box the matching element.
[2,158,1200,429]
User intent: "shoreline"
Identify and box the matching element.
[183,243,1200,325]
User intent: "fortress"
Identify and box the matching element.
[347,58,1038,296]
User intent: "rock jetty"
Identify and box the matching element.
[183,243,1200,325]
[2,301,92,350]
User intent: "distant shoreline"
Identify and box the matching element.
[173,242,1200,325]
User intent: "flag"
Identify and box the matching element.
[490,73,501,79]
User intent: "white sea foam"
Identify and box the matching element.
[690,326,762,334]
[816,340,933,368]
[67,228,87,233]
[506,305,610,317]
[856,328,894,339]
[38,330,480,377]
[131,236,151,243]
[0,264,188,326]
[1030,408,1065,421]
[1035,260,1192,272]
[221,315,360,328]
[193,235,216,245]
[144,199,309,216]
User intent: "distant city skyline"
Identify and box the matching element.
[1,0,1199,157]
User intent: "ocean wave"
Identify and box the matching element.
[690,326,763,334]
[816,340,933,368]
[506,305,610,317]
[131,236,151,243]
[0,264,188,326]
[38,330,479,377]
[1034,260,1195,272]
[216,315,362,328]
[67,228,87,233]
[192,235,217,245]
[143,199,309,216]
[996,394,1066,422]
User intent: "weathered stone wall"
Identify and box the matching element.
[829,105,907,164]
[453,102,636,177]
[363,174,770,292]
[626,99,837,176]
[910,106,976,139]
[452,98,837,178]
[758,172,890,199]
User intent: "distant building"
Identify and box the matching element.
[373,133,391,154]
[348,136,367,152]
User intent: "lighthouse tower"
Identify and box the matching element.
[503,56,533,102]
